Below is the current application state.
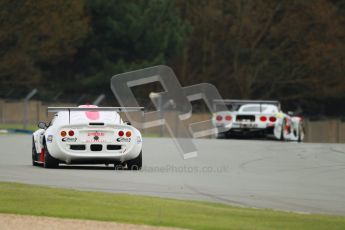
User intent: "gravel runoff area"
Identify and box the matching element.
[0,214,185,230]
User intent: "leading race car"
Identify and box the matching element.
[32,105,143,169]
[212,100,304,142]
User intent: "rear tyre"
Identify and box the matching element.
[127,151,142,170]
[216,131,226,139]
[32,138,39,166]
[280,119,286,141]
[114,161,125,170]
[43,141,59,168]
[297,122,304,143]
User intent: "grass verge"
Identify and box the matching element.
[0,123,36,132]
[0,182,344,229]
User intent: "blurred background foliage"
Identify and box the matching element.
[0,0,344,117]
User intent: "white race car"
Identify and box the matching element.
[212,100,304,141]
[32,105,143,169]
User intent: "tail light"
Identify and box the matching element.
[68,130,74,136]
[126,131,132,137]
[60,131,67,137]
[118,131,124,137]
[269,117,277,122]
[225,115,232,121]
[216,115,223,121]
[260,116,267,122]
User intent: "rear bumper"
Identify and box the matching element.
[45,124,142,164]
[47,141,142,164]
[217,126,275,137]
[230,126,274,133]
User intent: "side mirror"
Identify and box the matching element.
[287,111,294,116]
[38,122,47,129]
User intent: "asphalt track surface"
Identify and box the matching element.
[1,135,345,216]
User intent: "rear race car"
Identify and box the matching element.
[32,105,143,169]
[212,100,304,141]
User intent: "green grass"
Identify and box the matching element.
[0,182,344,229]
[0,123,36,132]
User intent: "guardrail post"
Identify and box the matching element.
[337,119,340,143]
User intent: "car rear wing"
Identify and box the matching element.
[47,107,144,113]
[213,99,281,112]
[47,107,144,124]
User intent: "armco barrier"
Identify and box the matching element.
[1,99,345,143]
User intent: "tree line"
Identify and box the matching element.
[0,0,344,117]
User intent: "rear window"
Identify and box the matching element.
[215,103,238,111]
[242,106,267,112]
